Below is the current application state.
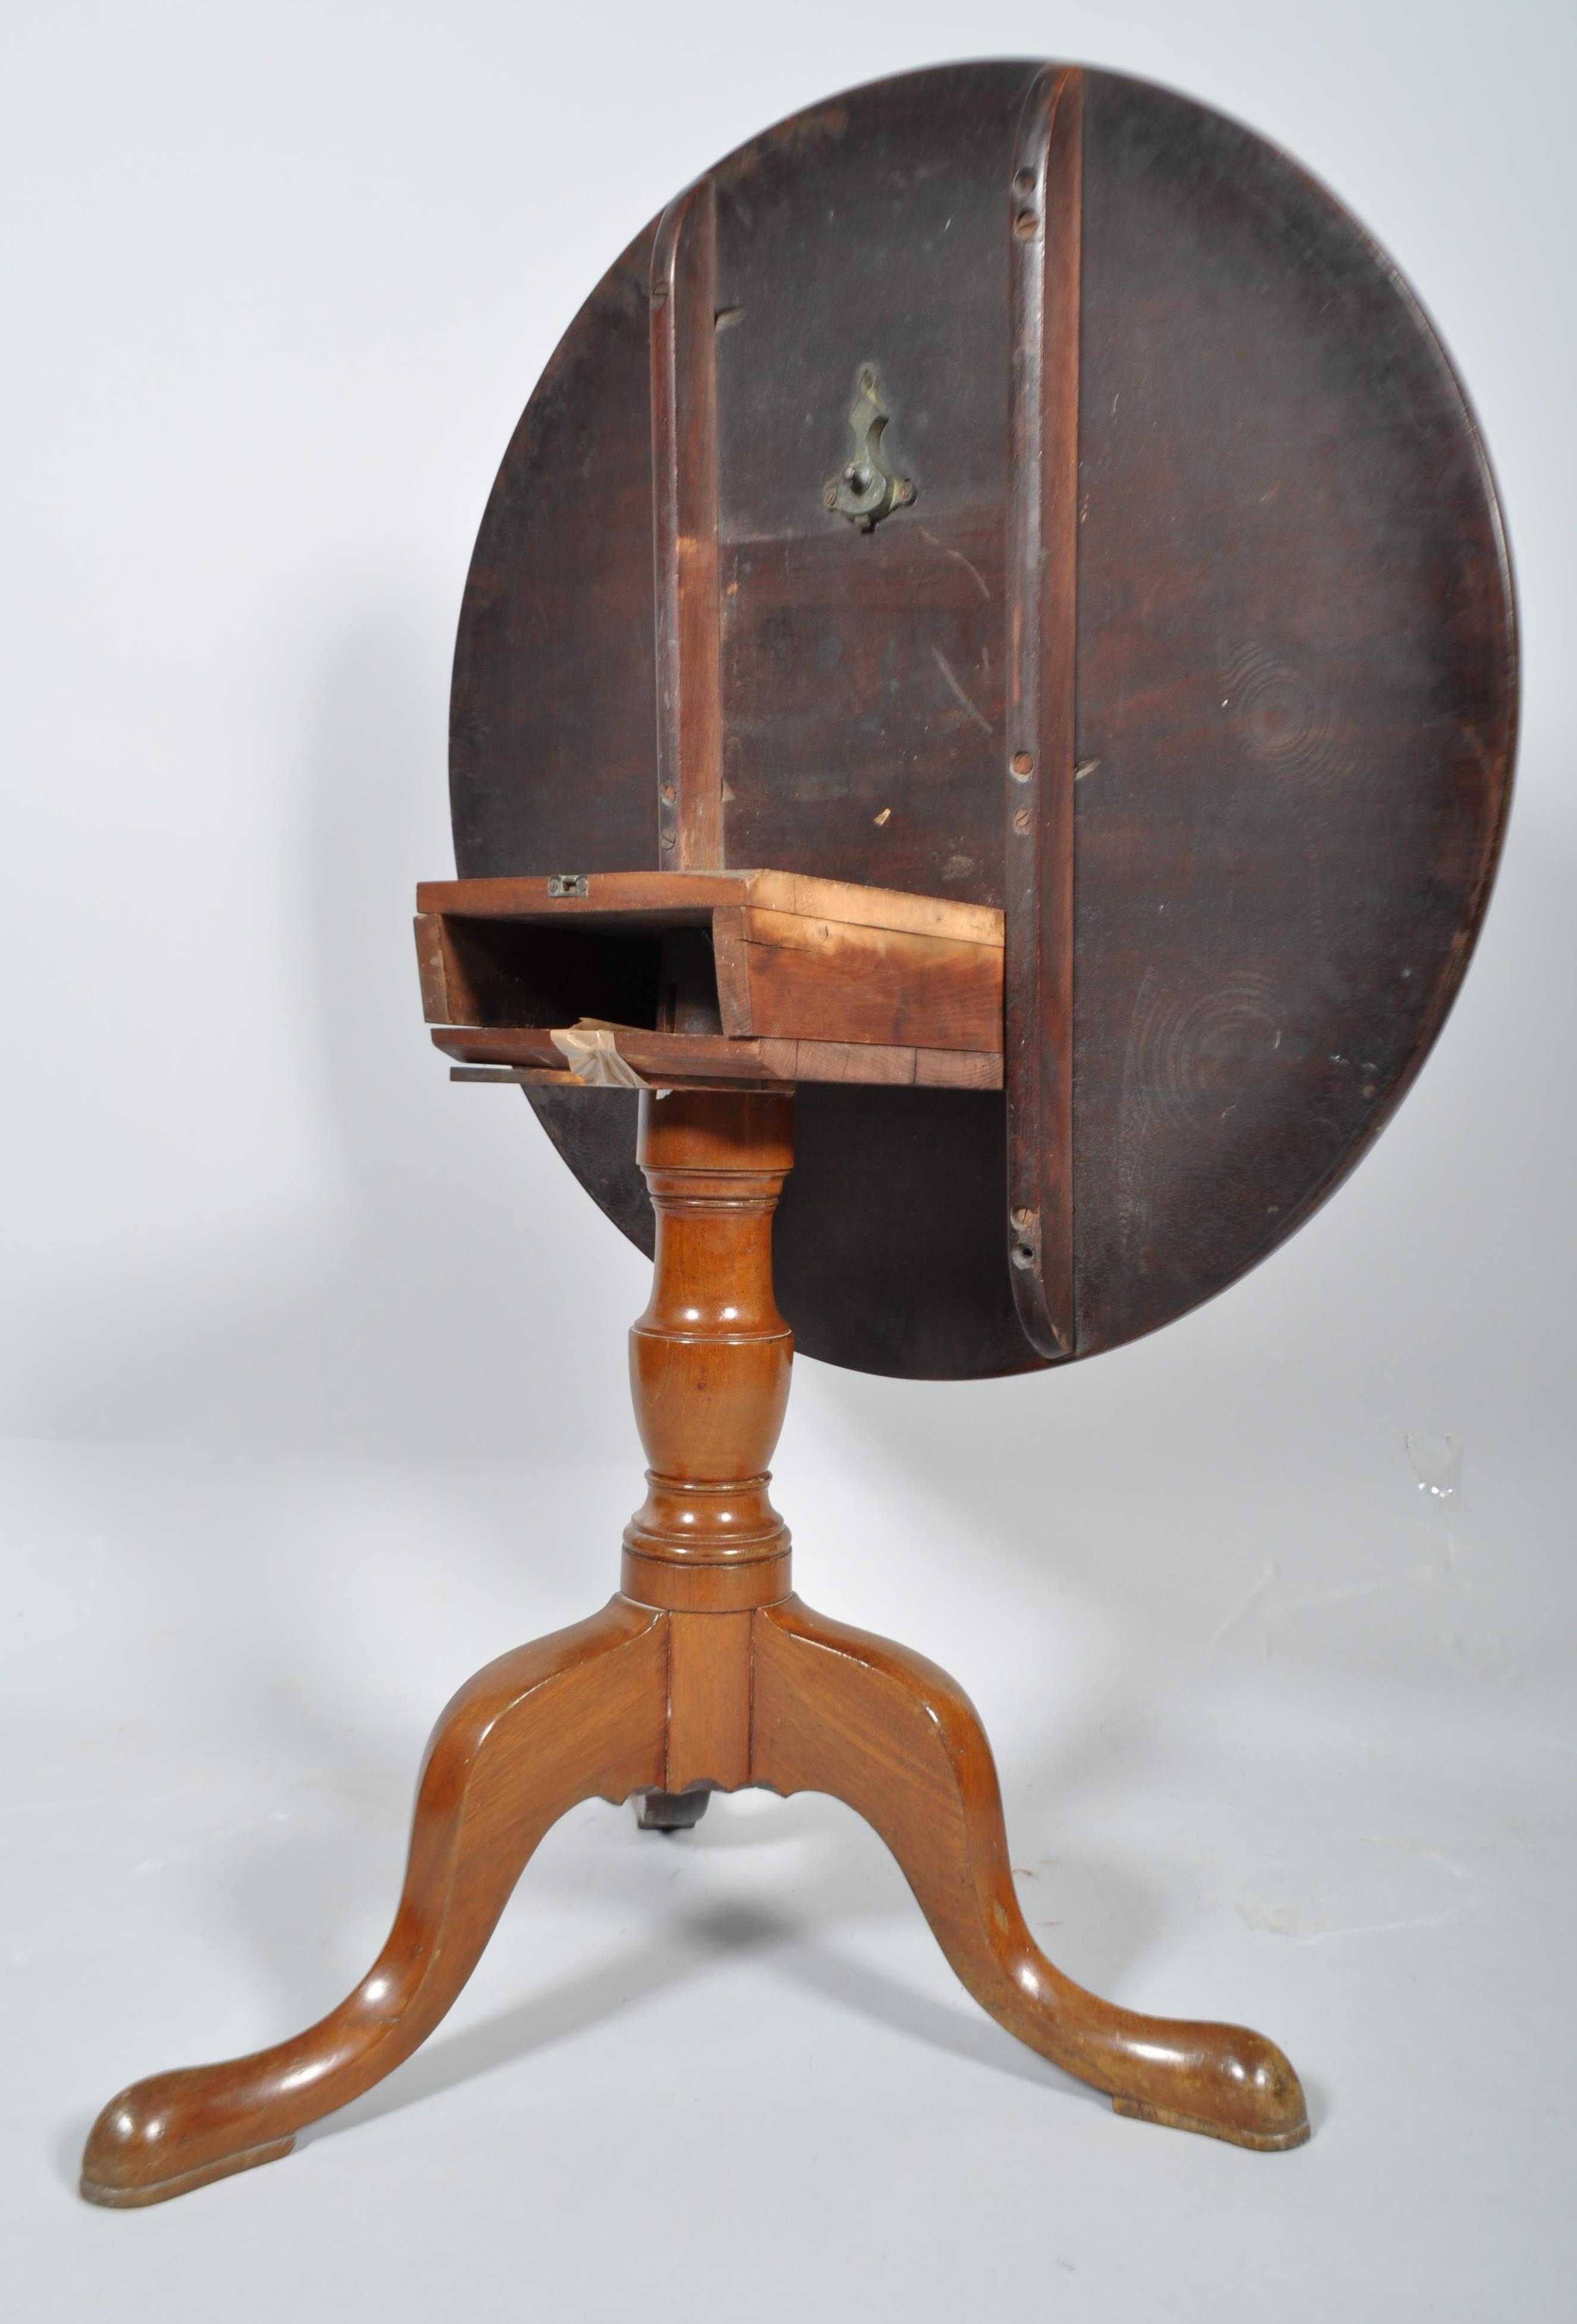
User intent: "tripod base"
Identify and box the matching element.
[81,1592,1307,2206]
[81,1090,1307,2206]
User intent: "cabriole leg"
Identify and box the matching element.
[80,1598,669,2206]
[750,1596,1309,2152]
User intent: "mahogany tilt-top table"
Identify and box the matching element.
[82,59,1514,2204]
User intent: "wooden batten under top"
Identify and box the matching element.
[1004,64,1082,1359]
[650,177,723,872]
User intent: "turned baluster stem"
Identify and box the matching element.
[621,1089,795,1615]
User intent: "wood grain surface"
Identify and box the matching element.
[417,868,1003,941]
[752,1596,1307,2150]
[81,1092,1305,2206]
[416,868,1004,1084]
[1004,64,1081,1358]
[651,179,723,870]
[81,1600,669,2205]
[446,61,1513,1384]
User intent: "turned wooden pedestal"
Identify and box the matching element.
[81,1090,1307,2207]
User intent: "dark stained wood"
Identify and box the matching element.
[651,178,723,870]
[716,515,1007,895]
[446,61,1514,1379]
[712,71,1027,898]
[518,1076,1032,1386]
[523,1078,1039,1380]
[414,913,661,1034]
[1068,70,1517,1350]
[449,227,659,880]
[1004,65,1081,1359]
[637,1787,712,1831]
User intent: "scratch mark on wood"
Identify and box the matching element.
[930,644,994,735]
[918,524,993,603]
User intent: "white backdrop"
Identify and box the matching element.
[2,4,1573,2317]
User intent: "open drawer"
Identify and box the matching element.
[416,869,1004,1090]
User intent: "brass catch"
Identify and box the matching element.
[824,370,915,532]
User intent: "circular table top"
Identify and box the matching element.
[449,61,1515,1379]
